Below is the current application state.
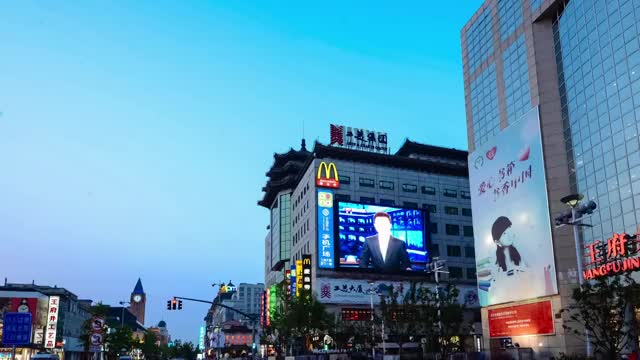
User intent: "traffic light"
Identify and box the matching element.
[178,300,183,310]
[172,298,177,310]
[166,300,172,310]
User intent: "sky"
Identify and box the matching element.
[0,1,484,343]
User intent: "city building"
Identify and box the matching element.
[462,0,640,356]
[259,135,481,349]
[105,306,146,335]
[0,282,91,360]
[147,321,171,346]
[203,283,263,356]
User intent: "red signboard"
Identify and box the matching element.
[488,300,554,338]
[11,298,38,320]
[583,229,640,280]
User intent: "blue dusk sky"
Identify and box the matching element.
[0,1,483,343]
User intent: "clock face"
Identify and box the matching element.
[133,295,142,303]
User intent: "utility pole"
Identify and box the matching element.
[368,281,376,360]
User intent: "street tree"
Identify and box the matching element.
[141,331,160,360]
[559,273,640,360]
[106,326,137,359]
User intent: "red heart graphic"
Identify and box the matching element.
[486,146,497,160]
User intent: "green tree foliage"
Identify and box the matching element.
[263,282,331,355]
[559,274,640,360]
[106,326,137,359]
[141,331,160,360]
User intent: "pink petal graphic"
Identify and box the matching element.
[519,146,530,161]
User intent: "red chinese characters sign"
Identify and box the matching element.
[488,300,554,338]
[583,229,640,281]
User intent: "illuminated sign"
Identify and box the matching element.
[265,289,270,327]
[302,255,312,292]
[488,300,554,338]
[316,162,339,189]
[219,285,237,294]
[44,296,60,349]
[290,264,297,299]
[330,124,389,154]
[317,189,335,269]
[583,229,640,280]
[269,285,277,321]
[199,326,205,350]
[296,260,303,296]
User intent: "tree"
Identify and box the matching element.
[264,282,331,355]
[414,282,472,359]
[106,326,137,359]
[379,283,421,357]
[559,273,640,360]
[141,331,160,360]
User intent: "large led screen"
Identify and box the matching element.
[337,201,429,273]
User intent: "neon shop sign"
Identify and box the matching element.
[583,229,640,280]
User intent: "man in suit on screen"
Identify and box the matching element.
[359,212,412,272]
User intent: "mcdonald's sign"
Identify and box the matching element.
[316,161,340,189]
[302,255,312,292]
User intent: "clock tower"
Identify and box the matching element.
[129,278,146,325]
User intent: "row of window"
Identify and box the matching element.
[430,223,474,237]
[429,244,475,258]
[339,176,471,199]
[448,267,477,280]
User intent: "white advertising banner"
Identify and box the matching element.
[44,296,60,349]
[316,277,479,308]
[469,107,558,307]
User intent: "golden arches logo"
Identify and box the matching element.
[316,161,340,188]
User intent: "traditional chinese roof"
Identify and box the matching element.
[395,139,468,161]
[258,139,312,208]
[258,139,469,208]
[132,278,144,295]
[313,142,468,177]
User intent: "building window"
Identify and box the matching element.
[429,244,440,257]
[461,191,471,199]
[464,226,474,237]
[335,194,351,202]
[359,178,375,188]
[423,204,437,213]
[444,206,459,215]
[449,267,463,279]
[379,181,394,190]
[446,224,460,236]
[465,246,475,258]
[402,183,418,193]
[422,186,436,195]
[447,245,462,257]
[380,198,395,206]
[360,196,375,203]
[467,268,477,280]
[443,189,458,198]
[462,208,472,217]
[430,223,438,234]
[403,201,418,208]
[340,175,351,185]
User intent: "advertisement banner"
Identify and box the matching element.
[316,277,479,308]
[302,255,312,292]
[11,298,38,321]
[198,326,205,350]
[469,107,557,307]
[290,264,297,299]
[296,260,303,296]
[317,189,335,268]
[488,300,555,338]
[44,296,60,349]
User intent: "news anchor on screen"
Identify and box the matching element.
[359,212,412,272]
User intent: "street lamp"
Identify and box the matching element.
[119,301,131,328]
[555,193,597,357]
[427,258,448,345]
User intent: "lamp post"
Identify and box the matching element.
[119,301,131,328]
[368,281,376,360]
[556,193,597,357]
